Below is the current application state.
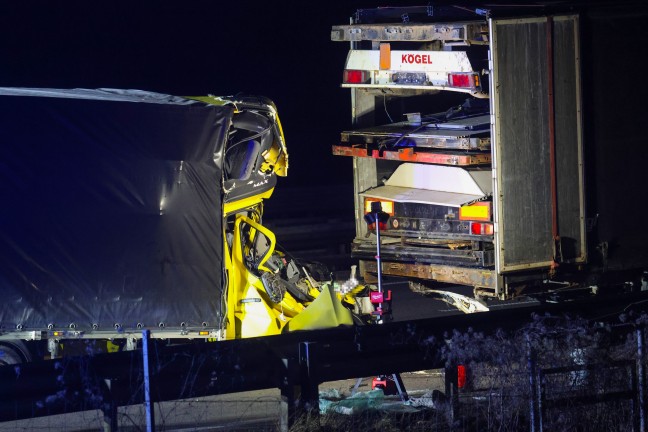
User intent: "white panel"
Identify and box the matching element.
[384,163,492,196]
[345,50,473,72]
[362,185,483,207]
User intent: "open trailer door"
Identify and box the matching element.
[490,15,585,274]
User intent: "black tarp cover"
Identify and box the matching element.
[0,88,231,333]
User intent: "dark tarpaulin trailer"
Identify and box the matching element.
[0,88,231,336]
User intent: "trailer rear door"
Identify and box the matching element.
[490,15,585,273]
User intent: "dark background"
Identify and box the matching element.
[0,1,373,191]
[2,1,647,323]
[0,0,392,266]
[0,0,632,193]
[2,0,645,269]
[1,1,596,190]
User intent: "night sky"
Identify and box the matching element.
[0,1,390,192]
[2,1,641,216]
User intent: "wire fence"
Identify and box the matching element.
[1,312,647,431]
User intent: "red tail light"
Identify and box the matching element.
[448,72,480,89]
[343,70,370,84]
[470,222,493,235]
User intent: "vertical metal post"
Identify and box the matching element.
[537,369,544,432]
[444,364,459,424]
[279,357,295,432]
[142,330,155,432]
[374,210,383,314]
[101,378,118,432]
[392,372,409,402]
[280,344,320,432]
[636,327,646,432]
[545,15,561,268]
[298,342,320,416]
[528,336,541,432]
[372,207,408,401]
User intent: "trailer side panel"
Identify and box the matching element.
[0,89,230,334]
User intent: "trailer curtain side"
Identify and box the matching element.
[0,88,230,334]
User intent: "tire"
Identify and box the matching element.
[0,341,31,365]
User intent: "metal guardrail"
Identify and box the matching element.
[2,289,648,430]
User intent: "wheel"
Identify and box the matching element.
[0,341,31,365]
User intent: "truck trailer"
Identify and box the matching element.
[331,3,648,301]
[0,88,357,364]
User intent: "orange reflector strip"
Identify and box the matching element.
[459,202,491,221]
[364,198,394,216]
[52,331,64,337]
[199,330,210,336]
[379,43,391,70]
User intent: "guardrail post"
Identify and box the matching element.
[298,342,320,415]
[142,330,155,432]
[279,342,320,432]
[444,364,459,425]
[279,360,296,432]
[528,336,542,432]
[636,326,646,432]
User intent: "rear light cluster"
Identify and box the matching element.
[470,222,494,235]
[343,69,481,89]
[343,45,481,89]
[462,202,493,236]
[363,198,494,237]
[448,72,480,89]
[459,202,490,221]
[343,70,370,84]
